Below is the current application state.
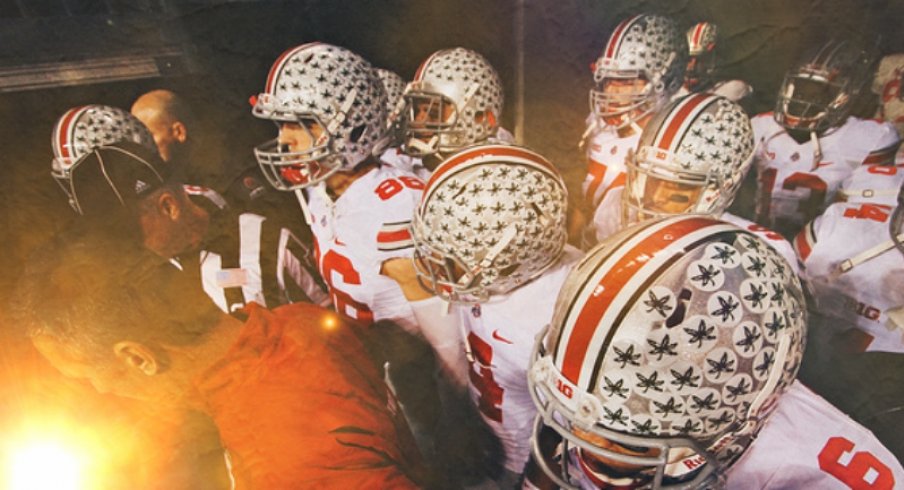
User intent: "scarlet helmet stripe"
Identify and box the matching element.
[265,42,321,94]
[555,216,732,386]
[422,145,560,204]
[53,106,88,164]
[691,23,706,47]
[414,50,444,81]
[653,93,714,153]
[604,15,641,60]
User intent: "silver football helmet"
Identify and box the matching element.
[685,22,718,92]
[51,104,157,209]
[252,42,389,190]
[411,144,567,302]
[590,14,687,129]
[529,215,807,489]
[623,94,755,226]
[775,39,875,133]
[400,47,504,158]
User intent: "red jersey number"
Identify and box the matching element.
[818,437,895,490]
[467,333,504,423]
[320,248,374,324]
[843,204,892,223]
[375,176,425,201]
[757,169,828,226]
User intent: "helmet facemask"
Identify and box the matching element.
[622,146,723,227]
[253,116,342,191]
[401,87,462,157]
[775,69,851,133]
[590,70,663,130]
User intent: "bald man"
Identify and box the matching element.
[131,89,193,163]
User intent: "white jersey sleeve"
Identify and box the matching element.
[727,381,904,489]
[462,247,581,473]
[794,202,904,353]
[838,162,904,206]
[306,167,424,332]
[752,114,900,236]
[586,186,624,248]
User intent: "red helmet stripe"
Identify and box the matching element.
[558,216,723,383]
[414,50,444,81]
[691,23,706,47]
[265,42,320,93]
[54,106,87,162]
[423,145,558,200]
[604,15,641,60]
[654,93,714,152]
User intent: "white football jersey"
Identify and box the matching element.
[580,115,637,212]
[752,114,899,236]
[305,165,424,333]
[795,201,904,353]
[460,247,581,474]
[727,381,904,489]
[586,186,623,247]
[838,162,904,206]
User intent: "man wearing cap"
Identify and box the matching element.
[69,141,328,315]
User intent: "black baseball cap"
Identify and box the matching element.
[67,141,171,217]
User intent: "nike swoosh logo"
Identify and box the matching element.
[492,330,513,344]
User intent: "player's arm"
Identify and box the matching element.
[382,258,469,389]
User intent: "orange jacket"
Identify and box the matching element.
[195,303,424,489]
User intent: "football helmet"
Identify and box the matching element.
[411,144,567,302]
[622,93,755,226]
[51,105,157,208]
[590,14,687,129]
[400,47,504,158]
[685,22,718,91]
[252,43,388,190]
[529,215,807,489]
[775,39,875,133]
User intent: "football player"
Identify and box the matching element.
[399,47,514,171]
[527,215,903,489]
[590,93,798,269]
[251,42,449,465]
[674,22,753,102]
[252,42,425,331]
[753,39,900,239]
[579,13,687,248]
[394,144,579,486]
[795,177,904,354]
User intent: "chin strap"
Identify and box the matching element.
[831,231,904,279]
[809,130,823,170]
[294,188,313,226]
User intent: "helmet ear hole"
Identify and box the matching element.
[349,124,366,143]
